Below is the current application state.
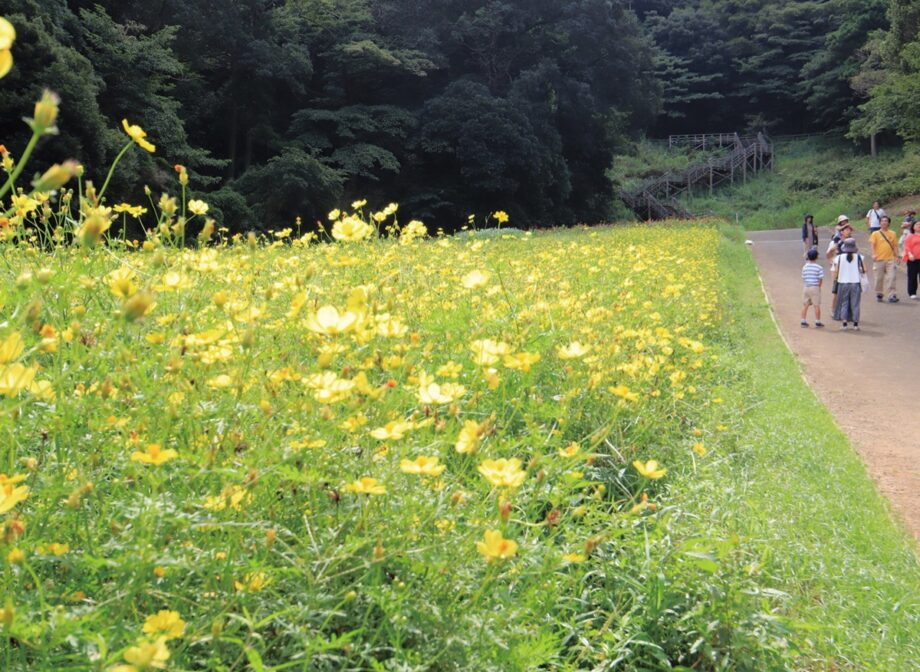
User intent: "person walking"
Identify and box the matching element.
[802,214,817,257]
[833,238,866,331]
[869,215,900,303]
[902,220,920,300]
[866,200,886,234]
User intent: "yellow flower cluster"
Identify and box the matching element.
[0,204,731,667]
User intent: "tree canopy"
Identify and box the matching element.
[0,1,907,230]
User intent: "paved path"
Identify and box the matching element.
[749,227,920,540]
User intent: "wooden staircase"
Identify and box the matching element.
[621,132,774,221]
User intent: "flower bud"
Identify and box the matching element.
[32,160,77,192]
[123,290,155,321]
[198,218,215,243]
[0,599,14,627]
[28,90,60,135]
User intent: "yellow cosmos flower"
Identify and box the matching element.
[306,306,358,335]
[0,473,29,514]
[558,442,580,458]
[400,220,427,242]
[476,529,518,562]
[142,610,185,639]
[478,458,526,489]
[108,267,138,299]
[131,443,178,466]
[235,571,271,593]
[503,352,541,372]
[0,332,24,363]
[122,118,156,153]
[492,210,510,224]
[692,442,706,457]
[470,339,511,366]
[609,384,638,402]
[344,477,386,495]
[375,313,407,337]
[44,542,68,556]
[418,381,466,405]
[303,371,355,403]
[11,194,38,217]
[157,271,190,292]
[0,18,15,79]
[462,270,490,289]
[369,420,413,440]
[204,484,251,512]
[455,419,488,454]
[562,553,586,564]
[400,456,446,477]
[113,204,148,218]
[558,342,590,359]
[332,215,374,242]
[633,459,667,480]
[123,636,170,670]
[437,361,463,378]
[188,199,209,216]
[0,363,37,397]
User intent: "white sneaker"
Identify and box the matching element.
[911,295,918,300]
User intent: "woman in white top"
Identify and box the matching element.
[832,238,866,331]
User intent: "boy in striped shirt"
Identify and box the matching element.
[801,248,825,327]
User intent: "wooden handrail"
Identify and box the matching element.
[622,131,773,220]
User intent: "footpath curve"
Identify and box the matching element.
[749,227,920,540]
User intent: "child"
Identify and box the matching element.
[801,247,825,328]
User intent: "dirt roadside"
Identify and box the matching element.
[748,227,920,541]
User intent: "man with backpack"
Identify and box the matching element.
[870,215,900,303]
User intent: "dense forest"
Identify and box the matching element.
[1,1,918,230]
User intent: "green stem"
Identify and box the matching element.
[97,142,133,202]
[0,131,41,201]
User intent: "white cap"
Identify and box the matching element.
[837,214,850,224]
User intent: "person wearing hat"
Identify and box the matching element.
[826,215,852,262]
[826,217,854,314]
[832,237,866,330]
[869,215,900,303]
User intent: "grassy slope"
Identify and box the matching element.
[708,225,920,669]
[682,139,920,231]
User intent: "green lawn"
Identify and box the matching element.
[696,225,920,669]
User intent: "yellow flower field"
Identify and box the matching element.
[0,219,775,669]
